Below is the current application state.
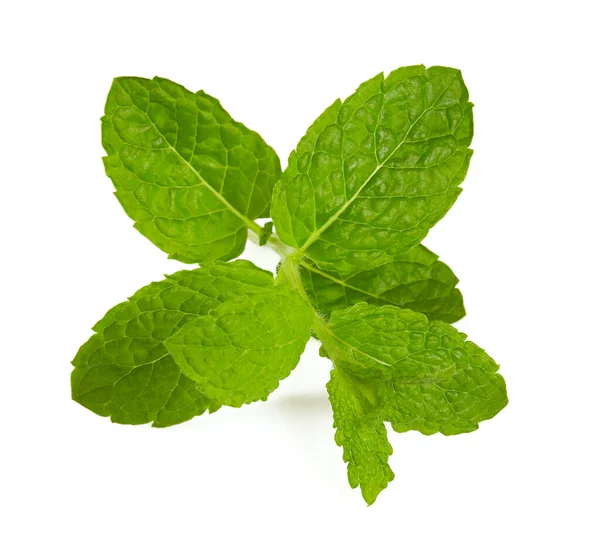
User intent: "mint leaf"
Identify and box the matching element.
[71,261,275,426]
[272,65,473,274]
[327,369,394,505]
[300,244,465,323]
[166,286,313,407]
[324,303,508,432]
[381,339,507,436]
[73,65,507,505]
[322,303,507,503]
[259,221,274,246]
[102,76,281,263]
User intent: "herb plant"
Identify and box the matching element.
[72,65,508,505]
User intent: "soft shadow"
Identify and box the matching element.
[274,392,331,415]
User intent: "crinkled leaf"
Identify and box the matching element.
[325,303,508,430]
[380,339,507,436]
[322,303,507,502]
[301,244,465,323]
[272,65,473,274]
[327,369,394,505]
[102,76,281,263]
[71,261,274,426]
[166,286,313,407]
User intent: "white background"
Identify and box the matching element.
[1,1,599,540]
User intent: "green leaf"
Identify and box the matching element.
[325,303,508,431]
[259,221,274,246]
[327,369,394,505]
[380,339,507,436]
[300,244,465,323]
[102,76,281,264]
[71,260,276,426]
[166,286,313,407]
[322,303,507,502]
[272,65,473,274]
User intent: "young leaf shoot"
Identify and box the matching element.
[72,67,507,505]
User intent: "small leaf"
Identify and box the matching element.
[300,244,465,323]
[325,303,508,431]
[102,76,281,263]
[259,221,274,246]
[321,303,507,502]
[272,65,473,274]
[71,261,274,426]
[327,369,394,505]
[166,286,313,407]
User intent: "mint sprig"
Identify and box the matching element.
[72,66,507,504]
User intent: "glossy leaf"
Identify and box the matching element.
[102,76,281,263]
[166,286,313,407]
[325,303,508,430]
[71,261,275,426]
[272,65,473,274]
[300,244,465,323]
[322,303,507,503]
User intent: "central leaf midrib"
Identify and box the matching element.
[328,330,392,368]
[295,74,459,257]
[301,259,446,304]
[119,79,261,236]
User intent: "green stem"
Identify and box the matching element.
[247,227,291,257]
[276,250,345,360]
[275,251,308,298]
[246,220,263,236]
[248,224,341,360]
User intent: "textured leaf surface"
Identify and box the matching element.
[166,286,313,407]
[102,76,281,263]
[323,303,507,502]
[272,65,473,273]
[71,261,274,426]
[325,303,508,432]
[327,369,394,505]
[301,244,465,323]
